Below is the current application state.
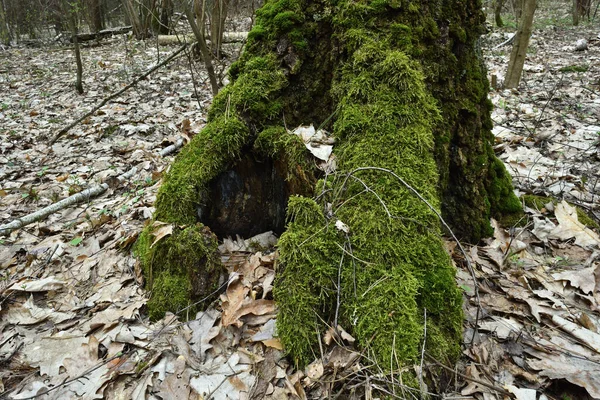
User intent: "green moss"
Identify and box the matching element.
[143,0,518,388]
[135,223,221,320]
[210,55,287,122]
[523,194,550,211]
[276,28,462,372]
[253,126,313,186]
[577,208,599,229]
[488,158,521,215]
[154,115,250,225]
[147,272,192,321]
[559,64,589,73]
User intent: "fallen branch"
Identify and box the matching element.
[159,138,185,157]
[69,26,132,42]
[157,31,247,46]
[49,43,188,145]
[0,168,137,236]
[493,32,516,50]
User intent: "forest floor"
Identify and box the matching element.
[1,14,600,400]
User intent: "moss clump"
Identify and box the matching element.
[559,64,589,73]
[147,273,192,321]
[135,223,221,320]
[488,157,523,229]
[275,26,462,371]
[154,115,251,226]
[523,194,551,211]
[140,14,318,321]
[253,126,313,186]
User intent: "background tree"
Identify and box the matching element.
[573,0,591,25]
[209,0,229,58]
[66,0,84,94]
[159,0,173,34]
[0,0,10,45]
[136,0,521,385]
[86,0,104,32]
[505,0,537,88]
[122,0,148,38]
[495,0,505,27]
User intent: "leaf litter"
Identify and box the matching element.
[1,10,600,400]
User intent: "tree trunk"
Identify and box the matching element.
[158,0,173,34]
[136,0,521,385]
[573,0,591,25]
[495,0,505,27]
[512,0,523,20]
[0,0,10,45]
[505,0,536,88]
[87,0,104,32]
[122,0,145,39]
[184,2,219,95]
[67,2,84,94]
[210,0,229,59]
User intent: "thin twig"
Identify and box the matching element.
[425,353,512,396]
[49,43,188,144]
[418,308,427,397]
[344,167,481,344]
[333,243,345,329]
[12,351,127,400]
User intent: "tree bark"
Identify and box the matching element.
[0,0,10,45]
[573,0,591,25]
[159,0,173,34]
[210,0,229,59]
[184,2,219,95]
[87,0,104,32]
[122,0,145,39]
[495,0,504,27]
[67,2,84,94]
[138,0,521,385]
[505,0,536,88]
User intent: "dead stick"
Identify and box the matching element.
[0,168,136,236]
[49,43,188,145]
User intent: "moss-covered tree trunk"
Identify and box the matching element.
[136,0,520,384]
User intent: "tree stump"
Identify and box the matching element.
[136,0,521,383]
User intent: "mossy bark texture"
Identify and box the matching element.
[138,0,521,378]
